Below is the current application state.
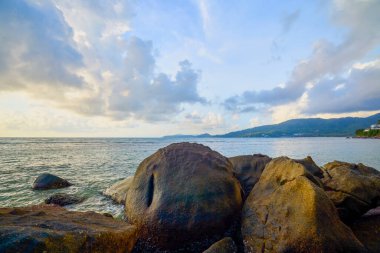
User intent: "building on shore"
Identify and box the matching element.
[370,124,380,130]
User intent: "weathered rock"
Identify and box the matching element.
[350,206,380,253]
[242,157,365,253]
[229,154,271,197]
[125,142,243,252]
[45,193,85,206]
[322,161,380,222]
[103,176,134,204]
[33,173,72,190]
[294,156,324,178]
[202,237,237,253]
[0,205,137,253]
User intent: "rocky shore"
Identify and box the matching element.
[1,142,379,253]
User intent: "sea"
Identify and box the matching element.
[0,137,379,218]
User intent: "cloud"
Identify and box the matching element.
[198,0,211,36]
[0,0,205,122]
[223,0,380,114]
[223,96,258,113]
[281,9,300,34]
[269,9,300,62]
[106,37,206,121]
[304,60,380,114]
[249,117,260,127]
[184,111,225,131]
[0,0,83,90]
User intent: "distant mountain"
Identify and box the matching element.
[161,113,380,138]
[219,113,380,137]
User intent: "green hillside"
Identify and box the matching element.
[219,113,380,137]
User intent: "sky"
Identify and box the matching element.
[0,0,379,137]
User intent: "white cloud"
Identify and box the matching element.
[182,111,226,132]
[0,0,83,90]
[249,117,260,127]
[106,37,206,121]
[269,92,308,123]
[198,0,212,36]
[0,0,205,123]
[223,0,380,114]
[304,60,380,114]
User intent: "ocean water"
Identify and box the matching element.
[0,137,379,218]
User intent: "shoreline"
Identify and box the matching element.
[352,136,380,139]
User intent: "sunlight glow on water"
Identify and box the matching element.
[0,137,379,217]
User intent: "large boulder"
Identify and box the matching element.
[33,173,72,190]
[103,176,134,204]
[0,205,137,253]
[228,154,271,197]
[322,161,380,222]
[350,207,380,253]
[242,157,365,253]
[125,142,243,252]
[202,237,237,253]
[294,156,324,178]
[45,193,85,206]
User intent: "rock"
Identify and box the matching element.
[294,156,324,178]
[44,193,85,206]
[350,207,380,253]
[202,237,237,253]
[322,161,380,222]
[125,142,243,252]
[242,157,365,253]
[103,176,134,204]
[32,173,72,190]
[228,154,271,197]
[0,205,137,253]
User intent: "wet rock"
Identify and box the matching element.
[103,176,134,204]
[228,154,271,197]
[322,161,380,222]
[125,142,243,252]
[350,207,380,253]
[202,237,237,253]
[33,173,72,190]
[44,193,85,206]
[0,205,137,253]
[242,157,365,253]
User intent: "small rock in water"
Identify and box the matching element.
[44,193,84,206]
[33,173,72,190]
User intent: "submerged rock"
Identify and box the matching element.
[44,193,85,206]
[202,237,237,253]
[350,207,380,253]
[0,205,137,253]
[103,176,134,204]
[242,157,365,253]
[125,142,243,252]
[322,161,380,222]
[229,154,271,197]
[33,173,72,190]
